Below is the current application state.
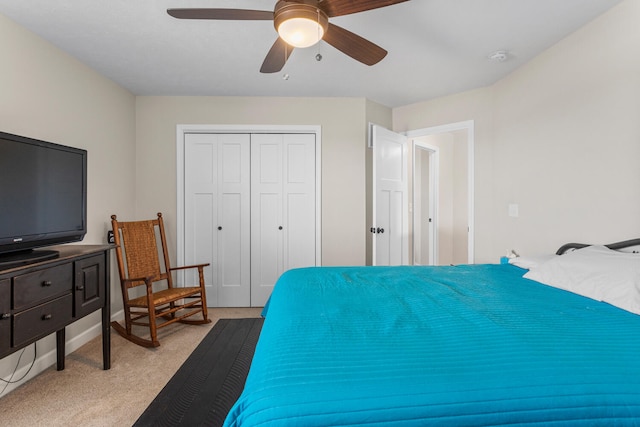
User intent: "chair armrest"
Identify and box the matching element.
[122,275,157,288]
[168,264,209,291]
[169,263,210,272]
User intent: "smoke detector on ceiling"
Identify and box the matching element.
[489,50,509,62]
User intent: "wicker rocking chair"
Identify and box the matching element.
[110,212,211,347]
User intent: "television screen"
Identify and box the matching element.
[0,131,87,266]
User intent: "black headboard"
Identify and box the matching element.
[556,238,640,255]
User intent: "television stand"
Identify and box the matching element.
[0,245,113,371]
[0,249,60,270]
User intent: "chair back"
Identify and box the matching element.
[111,213,173,289]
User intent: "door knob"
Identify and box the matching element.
[218,226,222,230]
[278,226,283,230]
[376,227,385,234]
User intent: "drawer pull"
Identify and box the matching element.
[42,281,53,287]
[1,313,10,320]
[42,314,53,321]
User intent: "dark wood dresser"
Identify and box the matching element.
[0,244,113,370]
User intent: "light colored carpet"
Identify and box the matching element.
[0,307,262,427]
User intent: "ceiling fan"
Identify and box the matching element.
[167,0,409,73]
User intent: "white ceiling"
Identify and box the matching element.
[0,0,622,108]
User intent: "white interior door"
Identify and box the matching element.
[251,133,316,306]
[184,133,251,307]
[372,125,408,266]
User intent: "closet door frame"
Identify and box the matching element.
[176,124,322,284]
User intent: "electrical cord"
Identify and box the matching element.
[0,343,37,396]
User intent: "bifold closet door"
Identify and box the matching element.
[250,133,316,307]
[184,133,251,307]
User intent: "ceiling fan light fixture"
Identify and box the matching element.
[274,2,328,48]
[278,17,324,48]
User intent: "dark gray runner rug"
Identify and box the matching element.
[134,318,264,427]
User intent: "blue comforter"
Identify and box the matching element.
[224,264,640,426]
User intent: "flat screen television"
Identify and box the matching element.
[0,131,87,269]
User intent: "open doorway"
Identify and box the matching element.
[407,121,474,265]
[413,142,438,265]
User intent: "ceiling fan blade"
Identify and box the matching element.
[323,23,387,66]
[320,0,409,18]
[261,38,294,73]
[167,9,274,20]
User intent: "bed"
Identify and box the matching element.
[224,239,640,426]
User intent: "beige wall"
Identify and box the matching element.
[135,96,382,267]
[491,0,640,256]
[451,131,469,264]
[0,14,136,389]
[394,0,640,261]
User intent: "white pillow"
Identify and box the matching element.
[509,254,557,270]
[523,245,640,315]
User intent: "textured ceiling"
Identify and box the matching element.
[0,0,623,107]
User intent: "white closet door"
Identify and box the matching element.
[184,133,251,307]
[282,134,316,271]
[251,133,316,306]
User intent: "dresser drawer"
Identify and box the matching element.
[13,294,73,348]
[13,263,73,310]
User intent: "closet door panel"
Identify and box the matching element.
[193,193,215,286]
[251,133,316,306]
[251,135,283,306]
[252,193,281,300]
[218,136,251,307]
[283,134,316,271]
[184,133,250,307]
[285,193,315,269]
[185,135,217,303]
[220,193,244,296]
